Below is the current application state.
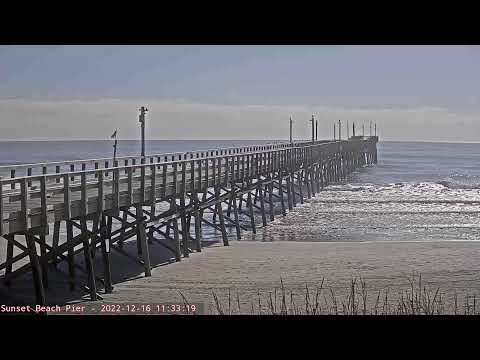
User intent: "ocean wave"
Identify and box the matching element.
[314,200,480,204]
[436,174,480,189]
[326,179,480,192]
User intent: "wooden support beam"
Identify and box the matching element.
[258,182,267,227]
[150,164,156,219]
[180,162,189,258]
[6,232,105,285]
[290,172,297,207]
[170,197,181,261]
[107,215,113,258]
[297,172,304,204]
[214,187,229,246]
[100,212,113,293]
[80,218,97,301]
[52,221,60,267]
[285,175,293,210]
[3,234,14,286]
[0,241,28,273]
[136,204,151,276]
[38,176,48,288]
[25,233,46,305]
[91,211,99,256]
[66,220,76,291]
[268,177,275,221]
[231,190,242,240]
[193,191,202,252]
[278,172,287,216]
[246,183,256,234]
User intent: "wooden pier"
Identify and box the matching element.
[0,137,378,305]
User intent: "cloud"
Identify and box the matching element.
[0,98,478,142]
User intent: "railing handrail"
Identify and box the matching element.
[0,138,377,185]
[0,139,314,170]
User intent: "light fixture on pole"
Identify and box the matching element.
[139,106,148,160]
[111,128,118,198]
[289,117,293,144]
[111,129,118,162]
[310,115,315,143]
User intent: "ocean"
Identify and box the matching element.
[250,141,480,243]
[1,140,480,243]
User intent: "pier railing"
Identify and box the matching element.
[0,139,330,184]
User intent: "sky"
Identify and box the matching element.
[0,45,479,141]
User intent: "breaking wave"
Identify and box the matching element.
[437,174,480,189]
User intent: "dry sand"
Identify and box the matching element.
[98,239,480,314]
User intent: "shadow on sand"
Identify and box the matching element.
[0,238,221,306]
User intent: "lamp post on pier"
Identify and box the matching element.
[111,129,118,162]
[289,117,293,144]
[139,106,148,160]
[310,115,315,143]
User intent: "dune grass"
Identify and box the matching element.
[181,274,480,315]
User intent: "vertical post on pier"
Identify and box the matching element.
[111,129,118,161]
[25,233,46,305]
[315,120,318,141]
[370,121,372,136]
[353,122,356,137]
[338,120,341,141]
[334,123,336,140]
[139,106,148,158]
[311,115,315,143]
[289,117,293,144]
[362,123,365,137]
[136,203,151,276]
[375,123,377,137]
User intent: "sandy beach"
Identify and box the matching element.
[2,234,480,314]
[100,240,480,314]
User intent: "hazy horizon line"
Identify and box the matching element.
[0,139,479,144]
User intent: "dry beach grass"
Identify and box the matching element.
[206,273,480,315]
